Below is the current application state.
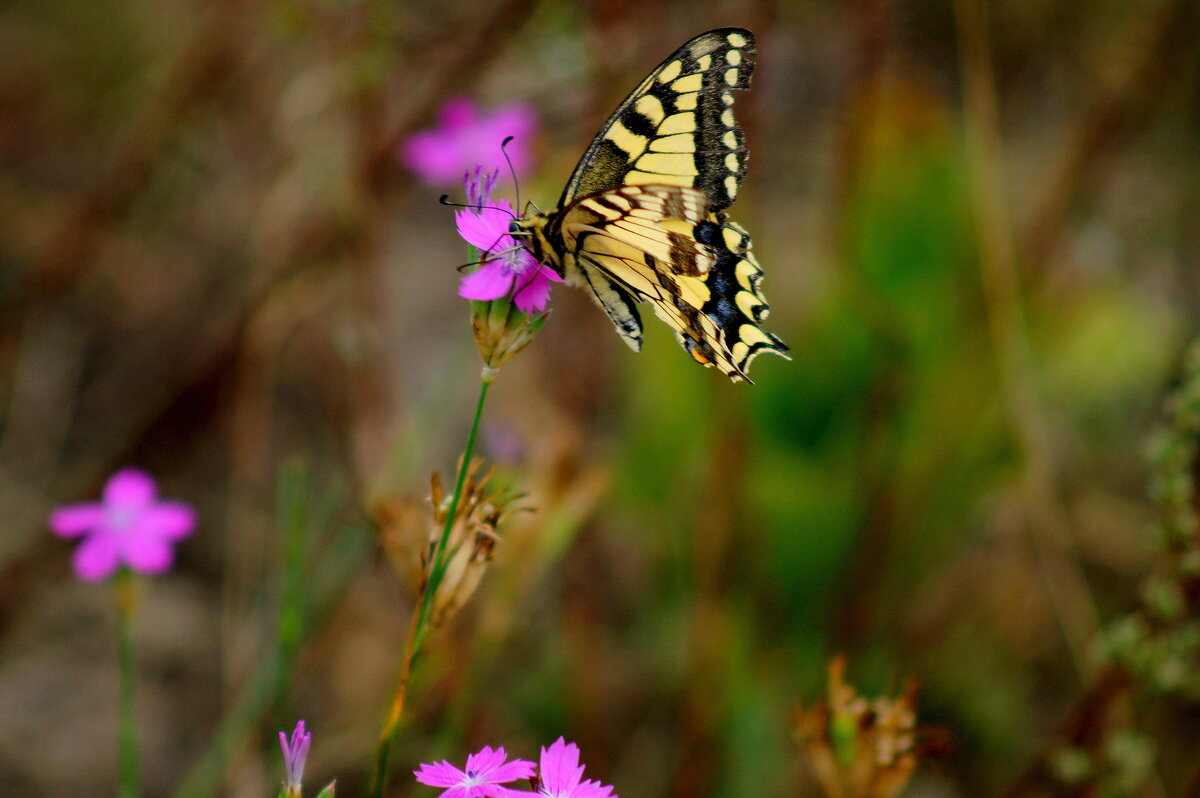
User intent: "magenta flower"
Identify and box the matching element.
[279,720,312,797]
[48,468,196,582]
[531,739,615,798]
[414,745,536,798]
[403,96,538,185]
[457,169,561,313]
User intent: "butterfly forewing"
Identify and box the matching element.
[560,28,755,213]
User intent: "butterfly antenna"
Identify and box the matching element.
[458,234,526,272]
[501,136,521,212]
[439,194,518,219]
[456,256,491,272]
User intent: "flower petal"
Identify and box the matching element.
[487,105,537,139]
[48,503,105,538]
[573,779,615,798]
[456,205,515,253]
[121,535,174,575]
[466,746,507,775]
[481,787,537,798]
[483,758,536,784]
[538,739,583,794]
[140,502,197,541]
[73,533,120,582]
[415,761,468,788]
[479,105,538,175]
[438,96,478,132]
[459,262,515,301]
[488,199,517,218]
[104,468,157,509]
[511,266,558,313]
[403,131,464,184]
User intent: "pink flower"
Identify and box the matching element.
[279,720,311,797]
[403,96,538,185]
[415,745,536,798]
[456,170,561,313]
[530,739,615,798]
[48,468,196,582]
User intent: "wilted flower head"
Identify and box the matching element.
[794,657,932,798]
[279,720,311,798]
[532,738,615,798]
[403,96,537,186]
[377,459,522,629]
[48,468,196,582]
[414,745,536,798]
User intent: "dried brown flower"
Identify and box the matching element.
[794,656,933,798]
[375,459,522,628]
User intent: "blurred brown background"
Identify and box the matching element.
[2,0,1200,796]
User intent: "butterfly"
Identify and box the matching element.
[512,27,789,383]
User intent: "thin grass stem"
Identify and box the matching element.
[116,568,140,798]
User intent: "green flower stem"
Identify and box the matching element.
[115,568,139,798]
[369,372,494,798]
[418,373,493,644]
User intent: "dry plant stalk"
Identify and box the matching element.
[794,656,925,798]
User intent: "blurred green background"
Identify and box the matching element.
[2,0,1199,796]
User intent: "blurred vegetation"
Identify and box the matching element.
[1,0,1199,796]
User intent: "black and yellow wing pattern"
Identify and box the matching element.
[514,27,789,382]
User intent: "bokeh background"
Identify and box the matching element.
[3,0,1200,796]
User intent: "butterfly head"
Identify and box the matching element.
[508,209,563,276]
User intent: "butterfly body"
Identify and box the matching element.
[513,28,788,382]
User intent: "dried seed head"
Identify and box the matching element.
[375,459,523,628]
[794,656,938,798]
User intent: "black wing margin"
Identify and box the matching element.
[691,216,790,381]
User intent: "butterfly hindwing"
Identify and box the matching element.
[560,185,788,382]
[694,217,789,376]
[560,28,755,212]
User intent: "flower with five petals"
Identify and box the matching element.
[48,468,196,582]
[414,745,536,798]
